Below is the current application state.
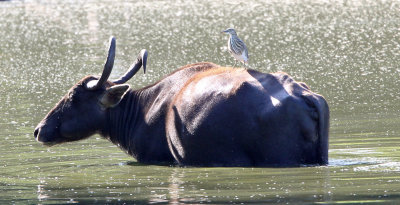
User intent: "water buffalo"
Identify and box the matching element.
[34,37,329,167]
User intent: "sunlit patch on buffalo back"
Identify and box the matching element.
[245,70,292,107]
[184,67,237,85]
[270,96,281,107]
[173,67,238,103]
[177,68,298,109]
[168,67,246,135]
[137,62,220,94]
[269,89,290,107]
[271,71,311,95]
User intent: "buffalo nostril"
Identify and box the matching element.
[34,128,39,138]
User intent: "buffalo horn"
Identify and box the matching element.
[113,49,148,84]
[87,36,116,90]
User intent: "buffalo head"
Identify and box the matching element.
[34,37,147,146]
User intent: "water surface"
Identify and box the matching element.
[1,0,400,204]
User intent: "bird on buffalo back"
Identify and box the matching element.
[222,28,249,68]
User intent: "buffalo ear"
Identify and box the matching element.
[100,84,130,108]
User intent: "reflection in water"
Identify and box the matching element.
[148,168,193,204]
[37,179,49,201]
[167,168,183,204]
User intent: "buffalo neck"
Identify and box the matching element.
[105,89,143,157]
[104,87,174,164]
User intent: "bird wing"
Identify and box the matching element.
[231,37,248,57]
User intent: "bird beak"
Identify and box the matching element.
[221,30,227,33]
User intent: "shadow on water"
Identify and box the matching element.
[125,161,148,167]
[125,161,177,167]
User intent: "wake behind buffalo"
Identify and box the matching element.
[34,37,329,167]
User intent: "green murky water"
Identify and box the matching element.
[1,0,400,204]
